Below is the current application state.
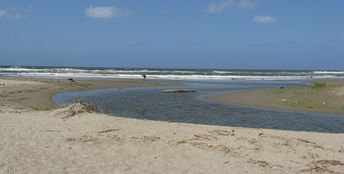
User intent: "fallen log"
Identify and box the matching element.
[162,89,197,93]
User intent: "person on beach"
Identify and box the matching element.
[142,74,146,80]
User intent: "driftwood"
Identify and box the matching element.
[162,89,196,93]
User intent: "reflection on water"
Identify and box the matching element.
[53,80,344,133]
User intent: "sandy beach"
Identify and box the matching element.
[0,77,175,111]
[1,78,344,174]
[208,80,344,116]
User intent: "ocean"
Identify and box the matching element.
[1,65,344,80]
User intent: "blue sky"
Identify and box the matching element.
[0,0,343,69]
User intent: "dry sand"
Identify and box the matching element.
[1,78,344,174]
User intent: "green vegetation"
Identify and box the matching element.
[311,82,328,89]
[261,81,344,113]
[31,104,56,111]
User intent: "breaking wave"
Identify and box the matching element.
[0,66,343,81]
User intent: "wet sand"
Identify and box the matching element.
[1,78,344,173]
[0,77,176,111]
[208,79,344,115]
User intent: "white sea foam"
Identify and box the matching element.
[1,67,343,81]
[1,72,334,81]
[313,71,344,74]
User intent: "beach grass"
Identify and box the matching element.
[209,79,344,115]
[311,82,328,89]
[266,81,344,112]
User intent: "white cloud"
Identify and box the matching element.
[205,0,255,14]
[206,1,232,13]
[85,6,133,19]
[0,7,31,20]
[238,0,255,9]
[253,16,277,24]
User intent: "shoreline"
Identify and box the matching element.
[0,77,178,111]
[1,77,344,173]
[207,79,344,116]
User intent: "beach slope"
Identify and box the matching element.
[1,78,344,173]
